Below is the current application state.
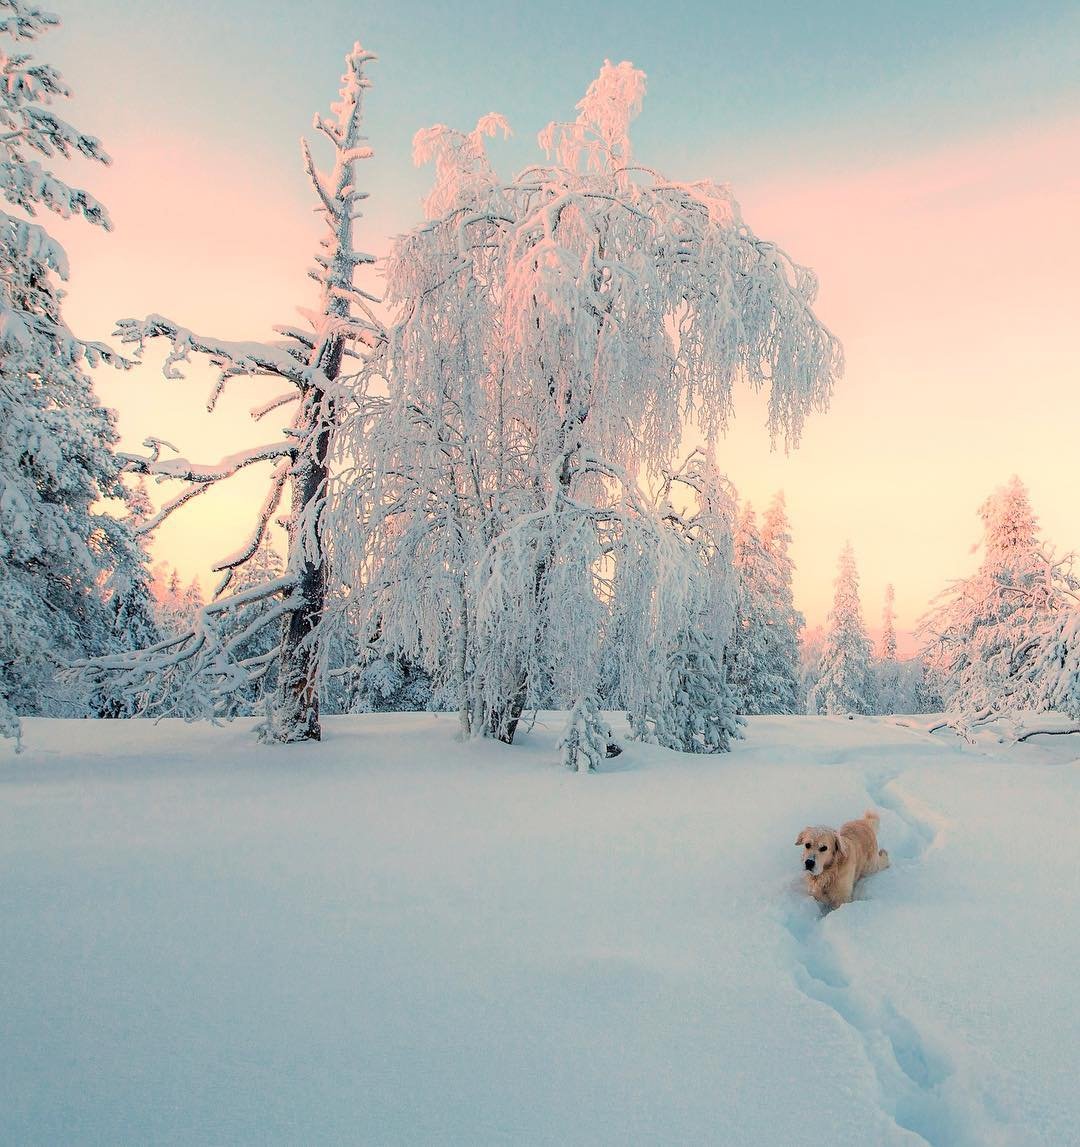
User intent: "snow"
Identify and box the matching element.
[2,715,1079,1145]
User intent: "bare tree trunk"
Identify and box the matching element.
[486,438,575,745]
[271,327,343,742]
[271,388,332,741]
[487,550,548,744]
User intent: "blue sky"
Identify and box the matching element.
[47,2,1080,634]
[56,1,1079,216]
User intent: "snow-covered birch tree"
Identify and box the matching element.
[348,59,842,756]
[76,44,384,742]
[809,544,877,716]
[0,0,153,744]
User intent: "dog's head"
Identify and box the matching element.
[795,826,846,876]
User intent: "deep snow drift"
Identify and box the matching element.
[2,715,1078,1146]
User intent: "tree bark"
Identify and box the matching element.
[271,389,332,742]
[271,326,343,742]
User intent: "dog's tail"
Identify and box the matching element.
[864,808,880,824]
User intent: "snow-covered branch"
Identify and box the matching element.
[87,42,385,742]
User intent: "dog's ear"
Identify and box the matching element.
[795,828,809,846]
[834,832,849,859]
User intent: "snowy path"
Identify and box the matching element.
[2,715,1079,1145]
[781,765,995,1147]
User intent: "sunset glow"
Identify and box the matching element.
[50,1,1080,639]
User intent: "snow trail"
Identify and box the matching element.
[780,750,1004,1147]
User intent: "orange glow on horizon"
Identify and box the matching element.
[58,114,1080,649]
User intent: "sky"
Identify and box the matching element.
[46,0,1080,647]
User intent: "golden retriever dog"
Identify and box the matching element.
[795,810,890,908]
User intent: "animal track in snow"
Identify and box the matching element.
[780,893,975,1146]
[865,771,946,863]
[779,767,999,1146]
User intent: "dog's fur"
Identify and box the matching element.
[796,809,890,908]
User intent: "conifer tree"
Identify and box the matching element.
[93,478,162,716]
[727,504,771,713]
[218,542,285,714]
[798,625,826,713]
[637,448,743,754]
[1029,602,1080,721]
[876,583,902,714]
[759,491,804,713]
[727,494,804,715]
[0,1,150,743]
[920,476,1071,721]
[809,544,877,716]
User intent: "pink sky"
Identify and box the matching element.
[57,109,1079,651]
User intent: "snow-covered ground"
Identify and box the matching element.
[3,715,1079,1146]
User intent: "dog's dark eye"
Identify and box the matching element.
[804,842,811,848]
[818,845,827,852]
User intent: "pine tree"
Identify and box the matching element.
[920,476,1070,721]
[634,448,743,753]
[1029,602,1080,721]
[181,578,204,621]
[759,492,804,714]
[155,567,186,634]
[875,583,902,714]
[912,658,945,714]
[756,495,807,711]
[218,542,285,714]
[0,1,149,743]
[798,625,826,714]
[728,495,804,715]
[93,478,162,716]
[728,504,773,714]
[809,544,877,716]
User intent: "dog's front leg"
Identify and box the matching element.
[828,871,856,907]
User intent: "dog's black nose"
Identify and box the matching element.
[804,858,815,871]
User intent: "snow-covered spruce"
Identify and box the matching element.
[758,492,804,713]
[74,44,384,742]
[625,448,743,755]
[874,582,902,714]
[809,543,877,716]
[341,60,842,755]
[919,476,1075,728]
[1027,601,1080,723]
[0,0,155,745]
[727,494,804,716]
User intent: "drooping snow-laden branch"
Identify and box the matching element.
[339,57,842,755]
[75,42,385,741]
[72,574,297,721]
